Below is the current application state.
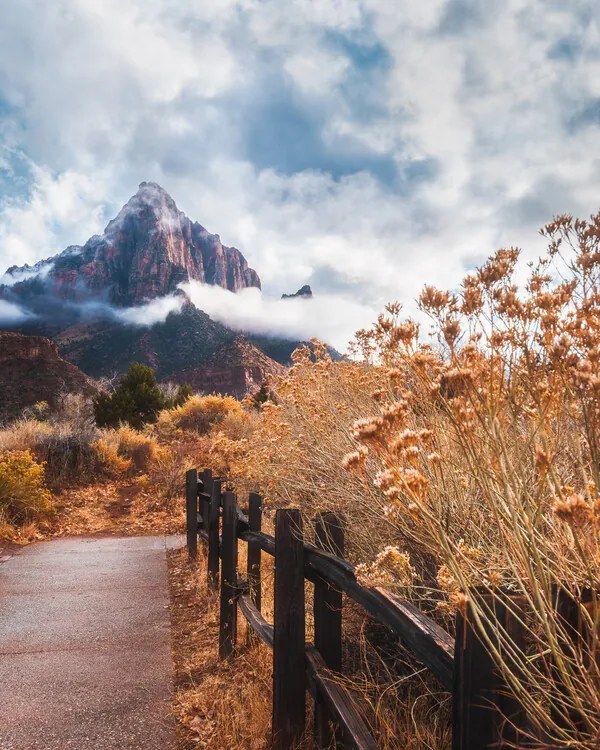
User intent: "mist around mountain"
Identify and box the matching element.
[0,182,329,395]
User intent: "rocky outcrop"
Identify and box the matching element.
[4,182,260,307]
[0,332,96,423]
[172,336,286,398]
[282,284,313,299]
[0,332,58,363]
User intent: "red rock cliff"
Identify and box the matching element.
[5,182,261,306]
[0,332,96,422]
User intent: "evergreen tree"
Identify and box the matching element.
[94,363,168,429]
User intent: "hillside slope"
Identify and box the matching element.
[0,332,96,422]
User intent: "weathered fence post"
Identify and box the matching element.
[273,509,306,750]
[246,491,263,647]
[453,591,527,750]
[207,477,221,590]
[219,491,238,659]
[185,468,198,561]
[314,512,344,749]
[199,468,212,536]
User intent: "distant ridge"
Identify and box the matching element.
[0,332,96,422]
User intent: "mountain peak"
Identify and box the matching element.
[106,181,179,234]
[3,184,261,307]
[282,284,313,299]
[138,180,167,193]
[133,181,178,212]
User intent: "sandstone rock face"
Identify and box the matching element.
[0,332,58,363]
[0,332,96,423]
[5,182,261,307]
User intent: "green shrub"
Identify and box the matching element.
[94,363,192,430]
[0,450,54,525]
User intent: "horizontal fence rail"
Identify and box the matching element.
[184,467,596,750]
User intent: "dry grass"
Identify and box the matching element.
[168,546,273,750]
[157,395,245,437]
[102,425,160,473]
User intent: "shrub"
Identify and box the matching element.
[0,418,52,453]
[94,363,168,430]
[102,426,159,473]
[237,213,600,748]
[0,450,54,525]
[149,442,204,505]
[91,439,132,476]
[159,394,244,436]
[94,365,193,430]
[0,407,125,489]
[217,410,254,441]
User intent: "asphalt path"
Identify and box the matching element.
[0,535,181,749]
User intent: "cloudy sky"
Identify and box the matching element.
[0,0,599,347]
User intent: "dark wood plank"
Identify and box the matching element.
[306,646,378,750]
[185,468,198,561]
[201,468,213,545]
[246,492,263,647]
[238,528,275,556]
[239,593,274,648]
[199,488,211,536]
[314,512,344,749]
[373,588,454,689]
[305,547,454,688]
[207,476,221,590]
[219,491,238,659]
[550,586,598,739]
[272,509,306,750]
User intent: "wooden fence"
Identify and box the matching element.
[184,467,593,750]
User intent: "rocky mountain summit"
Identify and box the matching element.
[4,182,260,307]
[281,284,313,299]
[0,183,313,399]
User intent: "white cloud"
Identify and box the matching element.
[114,294,185,326]
[0,161,109,269]
[0,0,599,349]
[182,281,376,351]
[0,298,31,324]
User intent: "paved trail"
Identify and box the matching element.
[0,536,181,750]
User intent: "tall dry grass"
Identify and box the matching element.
[216,212,600,748]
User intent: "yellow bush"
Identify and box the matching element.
[91,439,131,476]
[101,426,159,473]
[158,395,244,436]
[0,450,54,525]
[217,410,254,441]
[0,415,127,488]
